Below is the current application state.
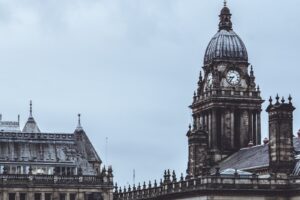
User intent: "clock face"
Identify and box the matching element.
[226,70,241,86]
[207,73,213,88]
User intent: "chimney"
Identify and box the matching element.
[266,95,295,178]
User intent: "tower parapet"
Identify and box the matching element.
[186,124,210,179]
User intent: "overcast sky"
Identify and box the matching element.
[0,0,299,187]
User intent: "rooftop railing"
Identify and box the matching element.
[193,87,261,104]
[115,173,300,200]
[0,173,113,187]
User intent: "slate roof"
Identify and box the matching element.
[0,130,101,175]
[0,107,101,175]
[217,144,269,172]
[22,116,41,133]
[0,121,21,132]
[217,138,300,174]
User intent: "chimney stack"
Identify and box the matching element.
[266,95,295,178]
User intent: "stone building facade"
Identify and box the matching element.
[114,2,300,200]
[0,102,113,200]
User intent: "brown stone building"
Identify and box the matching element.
[0,101,113,200]
[114,2,300,200]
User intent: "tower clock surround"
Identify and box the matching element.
[187,2,264,173]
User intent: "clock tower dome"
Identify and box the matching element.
[187,2,264,172]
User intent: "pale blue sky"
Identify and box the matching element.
[0,0,299,186]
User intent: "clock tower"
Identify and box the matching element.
[188,2,264,168]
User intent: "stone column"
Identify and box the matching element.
[196,116,200,130]
[41,193,45,200]
[253,112,257,145]
[16,193,20,200]
[248,110,253,144]
[66,193,70,200]
[207,113,211,148]
[52,192,59,200]
[211,109,217,149]
[208,112,212,146]
[230,109,235,149]
[102,191,113,200]
[77,192,85,200]
[257,112,261,145]
[200,115,203,128]
[27,192,33,200]
[240,110,248,147]
[221,112,225,148]
[2,191,8,200]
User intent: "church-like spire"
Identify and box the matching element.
[219,0,232,31]
[75,113,84,132]
[29,100,33,118]
[22,100,41,133]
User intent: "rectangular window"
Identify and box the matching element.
[70,193,76,200]
[55,167,61,175]
[71,168,75,175]
[11,166,16,174]
[62,167,66,175]
[17,166,21,174]
[34,193,41,200]
[9,193,15,200]
[87,194,94,200]
[45,193,52,200]
[59,193,66,200]
[20,193,27,200]
[67,167,71,176]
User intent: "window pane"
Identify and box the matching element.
[9,193,15,200]
[20,193,26,200]
[70,194,76,200]
[60,193,66,200]
[34,193,41,200]
[45,193,52,200]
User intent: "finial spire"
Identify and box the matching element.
[288,94,293,104]
[75,113,83,131]
[29,100,33,117]
[219,0,232,31]
[23,100,41,133]
[77,113,82,127]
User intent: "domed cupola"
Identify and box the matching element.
[204,2,248,65]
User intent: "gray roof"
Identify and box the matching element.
[22,101,41,133]
[0,130,101,175]
[217,144,269,172]
[22,116,41,133]
[0,121,20,132]
[204,30,248,65]
[217,138,300,174]
[0,104,102,175]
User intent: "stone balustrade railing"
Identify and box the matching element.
[114,174,300,200]
[193,87,261,104]
[0,174,113,187]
